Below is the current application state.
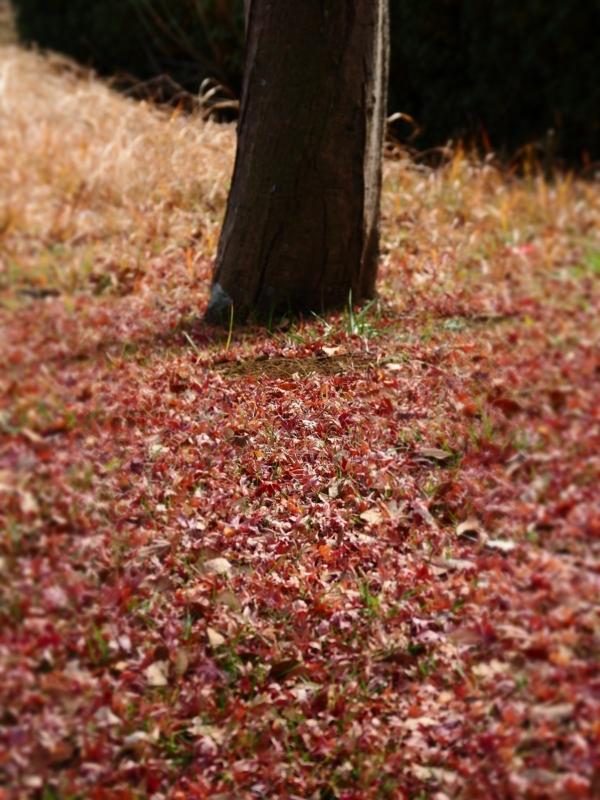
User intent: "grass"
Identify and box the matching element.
[1,44,598,315]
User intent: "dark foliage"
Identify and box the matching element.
[12,0,245,100]
[389,0,600,163]
[12,0,600,162]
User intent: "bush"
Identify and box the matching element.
[12,0,245,100]
[12,0,600,163]
[389,0,600,163]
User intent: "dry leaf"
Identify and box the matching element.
[123,731,155,746]
[175,649,190,676]
[456,517,483,541]
[431,556,476,572]
[207,627,226,647]
[20,490,39,515]
[200,557,233,576]
[267,659,309,682]
[419,447,453,461]
[484,539,516,553]
[404,716,438,730]
[328,480,340,499]
[94,707,122,727]
[187,719,226,743]
[360,509,384,525]
[449,628,482,646]
[216,590,242,611]
[530,703,574,722]
[146,660,169,687]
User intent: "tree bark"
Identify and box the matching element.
[205,0,389,324]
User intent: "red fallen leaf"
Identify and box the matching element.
[563,774,591,797]
[168,372,190,392]
[489,395,525,416]
[547,388,570,412]
[318,544,333,561]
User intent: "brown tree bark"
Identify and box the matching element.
[205,0,389,324]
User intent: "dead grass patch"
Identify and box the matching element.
[213,352,378,379]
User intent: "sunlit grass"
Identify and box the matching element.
[0,44,235,304]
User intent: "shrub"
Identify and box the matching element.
[12,0,245,99]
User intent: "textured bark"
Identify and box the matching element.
[205,0,389,324]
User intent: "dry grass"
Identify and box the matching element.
[0,44,235,306]
[0,42,599,314]
[0,0,15,46]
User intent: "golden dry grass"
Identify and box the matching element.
[0,0,15,46]
[0,44,235,305]
[0,42,599,314]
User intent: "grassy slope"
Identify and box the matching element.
[1,44,600,800]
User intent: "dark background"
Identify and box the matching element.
[11,0,600,165]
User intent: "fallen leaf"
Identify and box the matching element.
[360,509,384,525]
[187,719,226,743]
[175,649,190,675]
[94,707,122,727]
[20,490,39,515]
[489,396,525,416]
[456,517,483,540]
[207,627,226,647]
[328,480,340,499]
[449,628,482,646]
[200,557,233,575]
[146,660,170,687]
[419,447,453,461]
[216,590,242,611]
[404,716,438,730]
[123,731,155,746]
[431,556,476,572]
[267,659,310,682]
[530,703,574,722]
[484,539,517,553]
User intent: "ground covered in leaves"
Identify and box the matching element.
[1,45,600,800]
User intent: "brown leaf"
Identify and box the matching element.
[489,396,524,417]
[175,649,190,676]
[530,702,574,722]
[418,447,453,461]
[449,628,482,646]
[146,660,169,687]
[207,627,226,647]
[199,557,233,576]
[360,508,384,525]
[456,517,483,541]
[216,590,242,611]
[267,659,309,682]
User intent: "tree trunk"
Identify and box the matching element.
[205,0,389,324]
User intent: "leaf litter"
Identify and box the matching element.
[1,43,600,800]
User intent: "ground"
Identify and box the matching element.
[1,42,600,800]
